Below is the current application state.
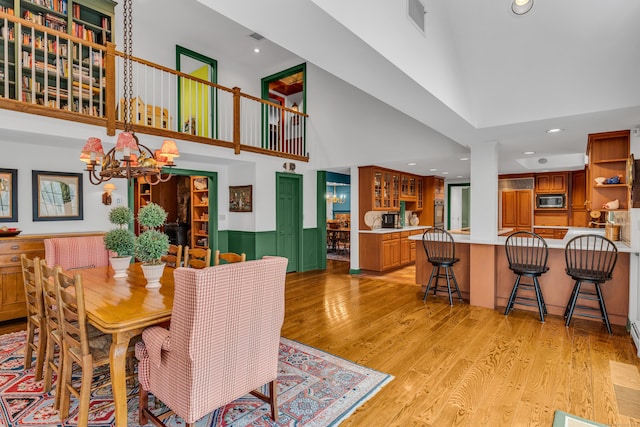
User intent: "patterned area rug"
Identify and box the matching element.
[0,332,392,426]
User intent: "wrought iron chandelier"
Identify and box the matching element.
[80,0,178,185]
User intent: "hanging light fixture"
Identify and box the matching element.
[80,0,178,185]
[326,185,346,204]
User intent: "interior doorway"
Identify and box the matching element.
[448,183,470,230]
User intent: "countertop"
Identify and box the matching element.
[408,227,636,253]
[359,225,430,234]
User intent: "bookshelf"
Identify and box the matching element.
[191,176,209,249]
[0,0,114,112]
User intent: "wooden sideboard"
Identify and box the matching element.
[0,232,105,322]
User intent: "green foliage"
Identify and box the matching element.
[108,206,134,227]
[135,229,169,264]
[104,228,135,257]
[137,202,167,229]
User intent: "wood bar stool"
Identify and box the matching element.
[421,228,463,306]
[504,231,549,322]
[564,234,618,334]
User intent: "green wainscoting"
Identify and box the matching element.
[219,229,322,272]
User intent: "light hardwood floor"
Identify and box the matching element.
[1,260,638,426]
[283,260,640,427]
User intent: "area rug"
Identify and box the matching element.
[0,331,392,426]
[552,410,608,427]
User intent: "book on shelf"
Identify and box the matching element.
[0,6,14,15]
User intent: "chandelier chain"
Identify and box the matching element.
[123,0,133,132]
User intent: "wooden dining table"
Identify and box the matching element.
[72,262,175,427]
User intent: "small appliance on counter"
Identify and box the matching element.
[381,213,399,228]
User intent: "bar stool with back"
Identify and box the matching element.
[503,231,549,322]
[421,228,463,306]
[564,234,618,334]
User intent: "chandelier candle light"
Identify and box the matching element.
[326,185,346,204]
[80,0,179,185]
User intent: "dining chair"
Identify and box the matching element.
[213,249,246,265]
[184,246,211,269]
[20,254,47,380]
[503,231,549,322]
[421,228,463,306]
[564,234,618,334]
[55,269,137,425]
[39,260,64,408]
[136,256,288,426]
[161,244,182,268]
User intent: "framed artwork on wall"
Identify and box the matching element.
[229,185,252,212]
[0,169,17,222]
[32,171,83,221]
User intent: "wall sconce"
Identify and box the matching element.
[102,183,116,205]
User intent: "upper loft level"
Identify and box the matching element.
[0,9,309,162]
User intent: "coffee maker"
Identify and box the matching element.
[381,213,399,228]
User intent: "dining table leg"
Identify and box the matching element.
[110,329,141,426]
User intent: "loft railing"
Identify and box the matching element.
[0,12,308,161]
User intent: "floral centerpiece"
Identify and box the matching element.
[104,206,135,278]
[135,202,169,288]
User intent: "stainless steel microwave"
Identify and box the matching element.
[536,193,565,209]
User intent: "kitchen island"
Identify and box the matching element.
[359,226,429,272]
[409,228,635,326]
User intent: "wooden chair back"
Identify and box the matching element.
[213,249,246,265]
[161,244,182,268]
[39,260,63,405]
[184,246,211,269]
[20,254,46,379]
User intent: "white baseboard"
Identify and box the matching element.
[632,321,640,358]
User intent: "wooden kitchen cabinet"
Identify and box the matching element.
[420,176,445,226]
[360,231,414,272]
[359,166,401,229]
[400,174,417,201]
[416,178,424,210]
[570,169,588,227]
[535,173,567,193]
[587,130,630,211]
[534,227,568,239]
[501,189,532,231]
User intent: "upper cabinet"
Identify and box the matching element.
[400,174,417,201]
[587,130,630,211]
[535,172,567,193]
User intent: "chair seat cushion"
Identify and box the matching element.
[510,263,549,275]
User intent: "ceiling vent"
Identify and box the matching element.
[407,0,425,34]
[249,32,264,41]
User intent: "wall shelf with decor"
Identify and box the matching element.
[190,176,209,249]
[587,130,630,211]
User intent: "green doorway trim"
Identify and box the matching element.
[317,170,327,271]
[127,168,218,251]
[176,45,218,138]
[447,182,470,230]
[260,63,306,151]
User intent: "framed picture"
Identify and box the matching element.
[0,168,18,222]
[32,171,83,221]
[229,185,252,212]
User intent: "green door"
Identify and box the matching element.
[276,173,302,272]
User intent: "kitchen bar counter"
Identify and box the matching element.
[410,227,637,327]
[359,225,430,234]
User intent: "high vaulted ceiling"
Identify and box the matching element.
[183,0,640,178]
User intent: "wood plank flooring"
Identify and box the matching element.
[283,260,640,427]
[0,260,638,426]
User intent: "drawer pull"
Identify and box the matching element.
[11,244,19,250]
[10,256,19,262]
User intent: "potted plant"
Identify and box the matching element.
[135,202,169,288]
[104,206,135,278]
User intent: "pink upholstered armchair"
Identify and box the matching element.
[136,256,288,426]
[44,236,109,270]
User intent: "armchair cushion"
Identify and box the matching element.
[136,256,288,424]
[44,236,109,270]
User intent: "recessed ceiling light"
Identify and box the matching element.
[523,151,535,155]
[511,0,533,15]
[253,48,260,53]
[457,175,463,178]
[546,128,563,133]
[459,157,469,161]
[429,168,437,172]
[407,162,416,166]
[442,172,449,175]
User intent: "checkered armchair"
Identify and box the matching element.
[136,256,288,426]
[44,235,109,270]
